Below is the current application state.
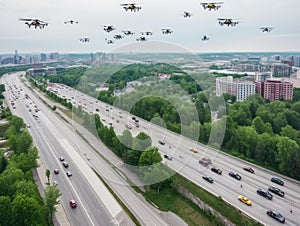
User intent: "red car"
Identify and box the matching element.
[54,169,59,174]
[243,167,254,173]
[69,200,77,208]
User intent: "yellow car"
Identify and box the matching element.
[238,195,252,206]
[190,148,198,153]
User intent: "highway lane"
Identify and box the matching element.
[4,74,171,226]
[1,74,129,226]
[52,82,300,225]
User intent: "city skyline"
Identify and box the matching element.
[1,0,300,54]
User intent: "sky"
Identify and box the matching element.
[1,0,300,55]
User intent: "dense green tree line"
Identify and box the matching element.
[0,65,31,77]
[0,116,50,226]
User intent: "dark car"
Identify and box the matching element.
[267,210,285,223]
[211,167,222,175]
[257,189,273,200]
[59,156,64,161]
[202,175,213,183]
[54,169,59,174]
[164,154,172,160]
[66,171,72,177]
[268,186,285,197]
[199,158,211,167]
[228,172,241,180]
[158,140,165,145]
[271,177,284,186]
[62,161,69,168]
[69,200,77,208]
[243,167,254,173]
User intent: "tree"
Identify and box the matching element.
[280,125,299,142]
[138,147,162,166]
[133,132,152,152]
[45,169,50,185]
[0,196,13,226]
[276,137,300,177]
[142,164,172,194]
[44,185,62,221]
[12,194,44,226]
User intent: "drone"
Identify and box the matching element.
[141,31,153,36]
[136,36,147,41]
[201,35,210,41]
[19,18,48,29]
[161,28,173,34]
[201,2,223,11]
[103,25,116,33]
[64,20,79,24]
[113,34,124,40]
[260,27,273,32]
[182,11,192,18]
[120,3,141,12]
[122,30,134,35]
[79,38,90,42]
[105,38,114,44]
[217,18,239,26]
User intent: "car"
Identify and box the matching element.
[268,186,284,197]
[256,189,273,200]
[199,158,211,166]
[69,200,77,208]
[243,167,254,173]
[238,195,252,206]
[267,210,285,223]
[190,148,198,153]
[228,172,241,180]
[202,175,213,183]
[52,180,58,186]
[158,140,165,145]
[54,169,59,174]
[62,161,69,168]
[271,177,284,186]
[211,167,222,175]
[66,171,72,177]
[163,154,172,160]
[59,156,64,161]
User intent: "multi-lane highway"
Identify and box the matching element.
[48,81,300,226]
[2,72,184,226]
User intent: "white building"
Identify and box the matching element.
[216,76,256,101]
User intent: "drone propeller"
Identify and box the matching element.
[19,18,33,21]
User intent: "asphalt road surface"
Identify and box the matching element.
[50,81,300,226]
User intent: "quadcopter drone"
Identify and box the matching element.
[201,35,210,41]
[103,25,116,32]
[182,11,192,18]
[136,36,147,41]
[260,27,273,32]
[161,28,173,34]
[201,2,223,11]
[120,3,141,12]
[19,18,48,29]
[217,18,239,26]
[141,31,153,36]
[113,34,124,40]
[64,20,79,24]
[105,38,114,44]
[79,38,90,42]
[122,30,134,35]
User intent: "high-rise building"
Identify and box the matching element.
[216,76,256,101]
[293,56,300,67]
[271,63,291,77]
[40,53,47,61]
[256,79,293,102]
